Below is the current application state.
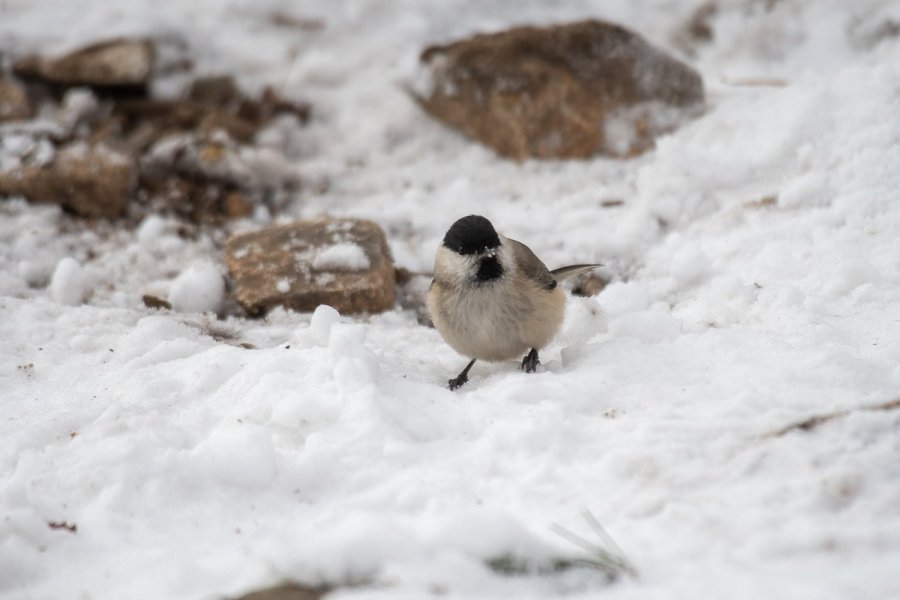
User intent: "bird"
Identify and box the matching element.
[426,215,601,390]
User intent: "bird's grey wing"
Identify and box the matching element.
[550,264,603,282]
[508,239,558,290]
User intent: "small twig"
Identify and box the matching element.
[768,398,900,437]
[48,521,77,533]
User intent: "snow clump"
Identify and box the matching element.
[168,261,225,313]
[49,257,86,305]
[313,242,371,271]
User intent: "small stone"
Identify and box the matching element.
[571,273,609,297]
[416,20,704,160]
[186,75,242,107]
[142,294,172,310]
[142,132,253,190]
[222,191,253,219]
[235,583,331,600]
[0,143,133,218]
[13,38,154,89]
[0,76,32,121]
[672,2,718,57]
[225,218,396,316]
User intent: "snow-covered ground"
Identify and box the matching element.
[3,0,900,598]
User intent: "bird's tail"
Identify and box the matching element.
[550,264,603,282]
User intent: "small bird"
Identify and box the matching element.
[427,215,601,390]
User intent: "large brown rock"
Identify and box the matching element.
[0,77,32,121]
[13,38,154,89]
[416,20,705,160]
[225,219,396,316]
[0,143,133,218]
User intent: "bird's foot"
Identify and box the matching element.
[448,373,468,391]
[521,348,540,373]
[448,358,476,391]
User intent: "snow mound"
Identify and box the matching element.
[49,257,86,305]
[168,262,224,314]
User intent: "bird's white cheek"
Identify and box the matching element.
[435,248,477,283]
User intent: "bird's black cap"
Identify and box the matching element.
[442,215,500,255]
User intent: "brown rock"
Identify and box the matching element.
[109,77,310,153]
[225,219,396,316]
[234,583,330,600]
[571,273,609,297]
[672,2,718,57]
[222,191,254,219]
[0,143,133,218]
[416,20,704,160]
[142,294,172,310]
[14,38,154,89]
[0,77,32,121]
[186,75,242,107]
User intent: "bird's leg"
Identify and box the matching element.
[448,358,476,391]
[521,348,540,373]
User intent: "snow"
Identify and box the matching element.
[168,261,225,314]
[136,214,168,245]
[313,242,371,271]
[276,278,291,293]
[48,257,86,306]
[2,1,900,599]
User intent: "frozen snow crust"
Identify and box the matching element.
[3,0,900,598]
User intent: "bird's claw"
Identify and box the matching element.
[448,374,468,391]
[521,348,540,373]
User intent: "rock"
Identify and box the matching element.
[143,131,255,189]
[142,294,172,310]
[112,85,309,150]
[0,76,32,121]
[672,3,718,57]
[234,583,330,600]
[0,143,133,218]
[225,219,396,316]
[416,20,704,160]
[571,273,609,297]
[13,38,154,89]
[186,75,242,107]
[138,130,295,223]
